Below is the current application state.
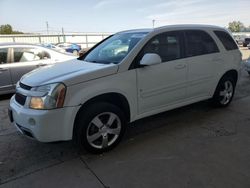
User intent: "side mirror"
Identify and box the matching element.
[140,53,162,66]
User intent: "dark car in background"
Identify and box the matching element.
[243,38,250,47]
[55,43,81,55]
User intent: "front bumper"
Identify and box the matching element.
[9,96,80,142]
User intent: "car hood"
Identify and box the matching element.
[20,59,119,87]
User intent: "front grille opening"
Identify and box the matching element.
[16,124,34,138]
[15,93,27,106]
[20,82,32,90]
[22,130,34,138]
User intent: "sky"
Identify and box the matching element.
[0,0,249,33]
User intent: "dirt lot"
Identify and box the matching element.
[0,49,250,188]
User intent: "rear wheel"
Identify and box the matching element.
[74,102,126,153]
[212,76,236,107]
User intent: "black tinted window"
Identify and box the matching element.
[0,48,8,64]
[185,30,219,57]
[214,31,238,51]
[14,48,51,62]
[142,31,182,62]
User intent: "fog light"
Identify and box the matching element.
[29,118,36,126]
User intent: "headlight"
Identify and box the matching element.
[29,83,66,110]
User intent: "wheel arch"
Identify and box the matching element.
[73,92,131,139]
[220,69,238,84]
[213,69,238,96]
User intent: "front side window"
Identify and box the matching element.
[185,30,219,57]
[14,48,50,62]
[83,32,148,64]
[0,48,8,64]
[214,30,238,51]
[140,31,182,62]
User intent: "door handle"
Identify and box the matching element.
[212,58,222,62]
[175,64,186,69]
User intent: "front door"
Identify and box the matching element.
[136,31,187,114]
[0,48,14,93]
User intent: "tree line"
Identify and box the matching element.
[228,21,250,32]
[0,21,249,34]
[0,24,23,34]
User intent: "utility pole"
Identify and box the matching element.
[61,27,64,35]
[152,19,155,28]
[46,21,49,35]
[62,27,65,42]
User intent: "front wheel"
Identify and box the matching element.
[212,76,236,107]
[74,102,126,153]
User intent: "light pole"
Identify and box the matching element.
[62,27,66,42]
[152,19,155,28]
[46,21,49,35]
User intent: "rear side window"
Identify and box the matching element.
[214,31,238,51]
[14,48,51,62]
[185,30,219,57]
[0,48,8,64]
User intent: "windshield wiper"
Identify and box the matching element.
[86,60,113,64]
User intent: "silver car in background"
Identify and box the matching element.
[0,43,76,95]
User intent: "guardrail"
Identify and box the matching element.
[0,33,112,48]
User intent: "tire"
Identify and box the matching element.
[74,102,126,153]
[212,76,236,107]
[248,71,250,76]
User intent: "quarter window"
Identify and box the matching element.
[185,30,219,57]
[13,48,51,62]
[214,30,238,51]
[142,31,182,62]
[0,48,8,64]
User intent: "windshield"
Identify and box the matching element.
[83,32,148,64]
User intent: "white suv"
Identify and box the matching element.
[9,25,242,153]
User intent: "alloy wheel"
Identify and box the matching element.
[86,112,121,149]
[219,81,234,105]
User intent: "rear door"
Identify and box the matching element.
[184,30,220,99]
[9,47,51,85]
[0,48,14,93]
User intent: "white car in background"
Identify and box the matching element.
[0,43,76,95]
